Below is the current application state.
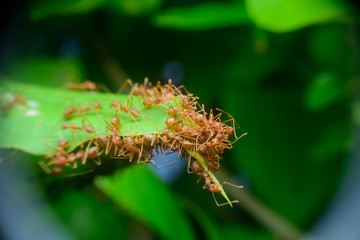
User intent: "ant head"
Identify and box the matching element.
[226,127,234,135]
[58,139,69,148]
[93,102,102,109]
[110,117,120,127]
[163,128,170,135]
[52,167,63,175]
[111,101,120,107]
[166,117,176,127]
[84,125,95,133]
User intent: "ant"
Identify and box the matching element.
[121,136,143,163]
[1,94,26,116]
[110,100,141,125]
[82,140,104,165]
[63,102,103,119]
[62,123,96,134]
[65,80,98,91]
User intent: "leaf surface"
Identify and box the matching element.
[152,2,249,30]
[246,0,350,32]
[0,80,168,155]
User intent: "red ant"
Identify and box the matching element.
[120,136,143,163]
[82,140,103,165]
[63,102,102,119]
[2,94,26,116]
[65,81,98,91]
[62,123,96,134]
[110,100,141,125]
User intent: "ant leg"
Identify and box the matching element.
[110,155,126,160]
[213,112,222,122]
[136,143,144,162]
[128,152,135,163]
[215,108,241,138]
[137,158,150,164]
[202,183,209,189]
[82,141,92,165]
[187,155,193,174]
[117,79,132,94]
[212,192,239,207]
[127,108,140,129]
[222,182,244,189]
[93,148,104,165]
[38,161,52,175]
[70,161,78,169]
[98,82,111,93]
[104,136,113,155]
[196,174,203,184]
[232,132,248,145]
[93,157,101,165]
[62,169,95,177]
[209,109,214,122]
[150,159,178,168]
[117,145,126,157]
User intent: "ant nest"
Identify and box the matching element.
[41,79,247,207]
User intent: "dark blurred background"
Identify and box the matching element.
[0,0,359,239]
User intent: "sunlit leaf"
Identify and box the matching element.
[30,0,108,21]
[152,2,249,30]
[107,0,164,16]
[94,165,196,240]
[0,80,168,155]
[246,0,350,32]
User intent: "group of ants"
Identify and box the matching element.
[40,79,246,206]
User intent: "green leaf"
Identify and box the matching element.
[107,0,164,16]
[94,165,196,240]
[0,80,169,155]
[246,0,350,32]
[304,71,344,111]
[308,24,353,67]
[181,198,222,240]
[309,120,351,162]
[152,2,249,30]
[53,188,130,240]
[30,0,108,21]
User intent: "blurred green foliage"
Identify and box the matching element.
[95,165,196,240]
[0,0,356,239]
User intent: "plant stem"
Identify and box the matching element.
[216,170,305,240]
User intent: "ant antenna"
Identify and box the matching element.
[231,132,247,145]
[117,79,132,93]
[215,108,241,138]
